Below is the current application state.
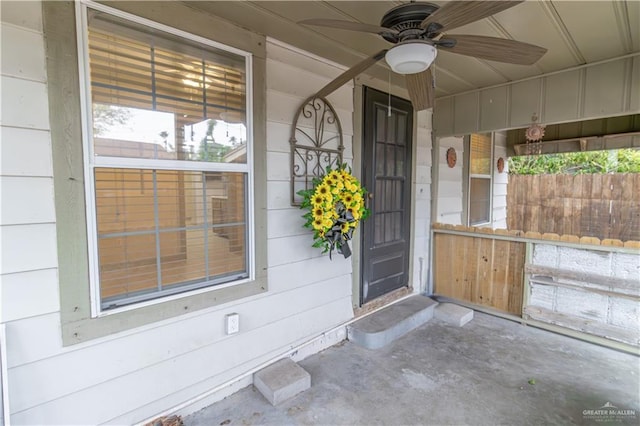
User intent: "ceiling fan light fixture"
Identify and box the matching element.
[385,42,437,74]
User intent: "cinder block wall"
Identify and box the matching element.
[528,243,639,346]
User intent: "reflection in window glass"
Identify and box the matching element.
[88,8,247,164]
[95,169,248,308]
[84,7,252,310]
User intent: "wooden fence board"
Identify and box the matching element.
[433,232,525,315]
[507,174,638,241]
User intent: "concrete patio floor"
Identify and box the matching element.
[185,311,639,425]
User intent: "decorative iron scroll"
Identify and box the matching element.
[290,96,344,205]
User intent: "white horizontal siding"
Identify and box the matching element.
[266,91,354,135]
[0,127,53,177]
[492,132,508,229]
[412,110,433,291]
[0,224,58,275]
[436,136,464,225]
[11,298,352,425]
[265,121,291,153]
[0,1,43,32]
[0,269,59,323]
[8,276,351,414]
[2,8,358,424]
[267,208,308,239]
[0,176,55,225]
[0,76,50,130]
[0,22,46,82]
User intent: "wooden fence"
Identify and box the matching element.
[433,226,526,316]
[432,223,640,352]
[507,174,640,241]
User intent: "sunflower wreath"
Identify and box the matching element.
[298,164,370,259]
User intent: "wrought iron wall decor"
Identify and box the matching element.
[290,96,344,205]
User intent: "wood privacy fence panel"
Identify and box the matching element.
[433,231,526,315]
[507,174,640,241]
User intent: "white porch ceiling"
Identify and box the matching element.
[185,1,639,100]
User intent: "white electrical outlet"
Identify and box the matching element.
[225,313,240,335]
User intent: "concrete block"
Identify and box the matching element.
[529,283,557,311]
[611,252,640,280]
[555,287,608,321]
[532,244,558,268]
[557,246,611,275]
[434,303,474,327]
[253,358,310,406]
[347,295,437,350]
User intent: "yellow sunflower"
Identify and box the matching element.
[312,194,324,205]
[316,183,331,198]
[312,205,324,218]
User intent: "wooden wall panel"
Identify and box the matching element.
[434,232,525,315]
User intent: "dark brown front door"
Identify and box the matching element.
[361,86,413,305]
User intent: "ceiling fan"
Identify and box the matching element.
[300,1,547,110]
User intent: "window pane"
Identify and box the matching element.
[469,178,491,225]
[470,133,491,175]
[95,168,155,234]
[99,234,158,304]
[88,8,247,164]
[95,168,248,308]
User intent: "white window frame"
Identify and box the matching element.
[467,133,494,227]
[75,0,255,317]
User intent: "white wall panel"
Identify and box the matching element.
[453,92,479,135]
[0,127,53,177]
[510,79,542,127]
[0,224,57,275]
[266,91,354,135]
[0,1,42,30]
[0,177,55,225]
[265,121,291,153]
[265,151,290,181]
[268,256,352,294]
[0,77,50,130]
[8,277,351,414]
[433,96,454,136]
[10,298,352,425]
[583,60,626,117]
[0,269,59,322]
[631,56,640,112]
[434,56,640,137]
[0,23,46,82]
[266,59,352,110]
[480,86,508,131]
[5,313,62,368]
[543,69,581,123]
[266,180,291,210]
[2,9,359,425]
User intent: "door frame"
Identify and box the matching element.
[351,76,422,309]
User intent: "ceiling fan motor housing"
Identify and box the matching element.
[380,2,440,43]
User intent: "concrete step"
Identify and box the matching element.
[434,303,474,327]
[253,358,311,406]
[347,295,437,350]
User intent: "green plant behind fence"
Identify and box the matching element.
[509,149,640,175]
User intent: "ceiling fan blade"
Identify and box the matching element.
[316,50,388,99]
[443,35,547,65]
[299,19,398,36]
[406,69,435,111]
[421,1,523,33]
